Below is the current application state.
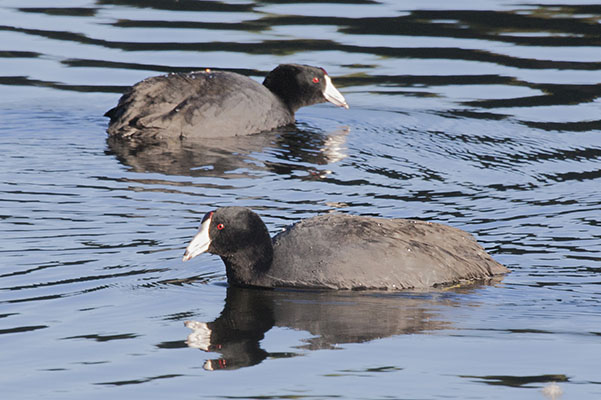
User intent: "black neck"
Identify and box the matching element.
[221,239,273,286]
[263,80,301,113]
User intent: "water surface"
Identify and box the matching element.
[1,1,600,399]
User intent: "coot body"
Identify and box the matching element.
[105,64,348,140]
[183,207,509,290]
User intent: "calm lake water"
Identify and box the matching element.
[1,0,600,399]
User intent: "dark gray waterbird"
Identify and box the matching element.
[105,64,348,140]
[182,207,509,290]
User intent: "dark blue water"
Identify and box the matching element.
[1,1,600,399]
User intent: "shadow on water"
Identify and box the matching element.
[106,126,350,177]
[178,283,500,371]
[460,373,569,388]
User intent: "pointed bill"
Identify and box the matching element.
[182,215,212,261]
[323,75,349,109]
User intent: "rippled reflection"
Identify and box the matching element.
[184,284,500,370]
[1,2,600,129]
[1,0,601,398]
[106,126,349,177]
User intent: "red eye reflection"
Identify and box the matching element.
[312,77,320,83]
[217,223,225,230]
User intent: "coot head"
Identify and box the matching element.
[183,207,273,284]
[263,64,349,112]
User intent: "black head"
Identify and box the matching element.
[262,64,348,113]
[183,207,273,285]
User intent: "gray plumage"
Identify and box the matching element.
[265,214,508,289]
[106,71,292,139]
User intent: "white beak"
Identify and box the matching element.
[182,216,212,261]
[323,75,349,109]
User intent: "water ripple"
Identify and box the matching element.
[1,1,600,397]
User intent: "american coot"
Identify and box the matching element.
[182,207,509,290]
[105,64,348,140]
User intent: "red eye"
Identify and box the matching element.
[312,77,320,83]
[217,223,225,230]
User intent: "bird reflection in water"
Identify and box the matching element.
[106,125,350,178]
[184,282,502,370]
